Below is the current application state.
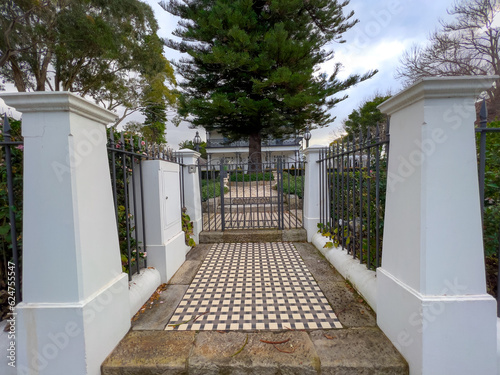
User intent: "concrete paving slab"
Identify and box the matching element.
[310,328,408,374]
[0,320,16,375]
[186,244,212,262]
[132,285,189,331]
[282,228,307,242]
[223,229,283,243]
[168,260,202,285]
[318,281,376,328]
[103,241,408,374]
[189,331,320,375]
[101,331,195,375]
[293,242,376,328]
[293,242,346,283]
[199,231,224,243]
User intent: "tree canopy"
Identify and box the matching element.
[179,139,207,159]
[342,95,391,139]
[396,0,500,119]
[0,0,177,124]
[160,0,375,166]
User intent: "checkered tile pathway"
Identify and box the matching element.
[165,242,342,331]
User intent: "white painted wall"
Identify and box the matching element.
[303,146,329,242]
[377,76,498,375]
[141,160,190,283]
[312,232,377,312]
[177,149,203,244]
[1,92,130,375]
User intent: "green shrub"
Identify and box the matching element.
[281,173,304,198]
[201,180,228,201]
[229,172,274,182]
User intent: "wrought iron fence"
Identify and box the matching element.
[476,99,500,316]
[0,114,23,315]
[317,123,390,271]
[200,159,304,231]
[107,130,181,280]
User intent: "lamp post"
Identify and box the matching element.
[193,131,201,152]
[303,126,311,148]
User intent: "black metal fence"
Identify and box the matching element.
[317,123,390,271]
[107,130,181,280]
[0,114,23,315]
[200,159,304,231]
[476,99,500,315]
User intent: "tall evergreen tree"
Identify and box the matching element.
[161,0,375,168]
[343,95,391,140]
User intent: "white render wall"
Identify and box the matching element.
[141,160,190,283]
[377,77,498,375]
[177,149,203,244]
[1,92,130,375]
[303,146,328,242]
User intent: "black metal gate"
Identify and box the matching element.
[200,159,304,231]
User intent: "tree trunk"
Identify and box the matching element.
[248,132,262,172]
[10,59,26,92]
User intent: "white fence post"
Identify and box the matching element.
[377,76,498,375]
[177,149,203,244]
[141,160,190,283]
[303,146,327,242]
[1,92,130,375]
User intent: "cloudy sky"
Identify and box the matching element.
[1,0,457,148]
[139,0,457,147]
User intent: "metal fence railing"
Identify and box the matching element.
[476,99,500,316]
[0,114,23,314]
[317,123,390,271]
[107,130,181,280]
[200,159,304,231]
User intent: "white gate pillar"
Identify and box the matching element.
[1,92,130,375]
[303,146,327,242]
[377,77,498,375]
[177,149,203,244]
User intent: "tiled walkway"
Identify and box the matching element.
[166,242,342,331]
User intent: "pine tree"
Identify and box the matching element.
[161,0,375,169]
[343,95,391,140]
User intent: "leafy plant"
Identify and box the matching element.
[229,172,274,182]
[317,222,350,249]
[201,180,229,202]
[182,211,196,247]
[108,129,149,274]
[281,173,304,198]
[317,149,388,270]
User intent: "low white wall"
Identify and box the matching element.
[311,232,377,312]
[128,268,162,319]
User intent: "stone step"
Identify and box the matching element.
[225,197,280,205]
[101,242,408,375]
[199,228,307,243]
[101,328,408,375]
[222,203,280,213]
